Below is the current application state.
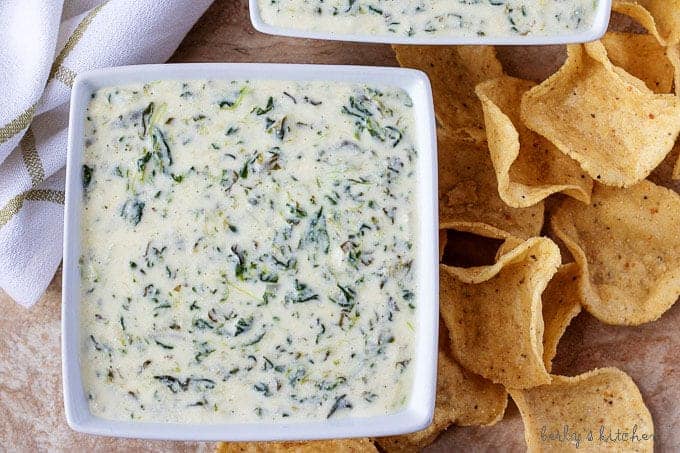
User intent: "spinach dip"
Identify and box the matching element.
[79,80,418,423]
[257,0,600,38]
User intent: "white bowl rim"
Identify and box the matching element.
[248,0,612,45]
[62,62,440,441]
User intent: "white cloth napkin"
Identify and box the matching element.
[0,0,214,307]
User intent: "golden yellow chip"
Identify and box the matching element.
[440,237,561,388]
[551,180,680,325]
[541,263,582,372]
[494,235,529,262]
[216,438,377,453]
[510,368,654,452]
[375,323,507,453]
[440,219,522,245]
[476,75,593,208]
[674,141,680,181]
[446,245,582,378]
[438,129,544,239]
[435,342,509,429]
[521,42,680,187]
[393,45,502,143]
[443,235,556,285]
[634,0,680,45]
[649,140,680,190]
[601,32,676,93]
[438,228,447,261]
[439,226,514,270]
[612,0,666,44]
[667,44,680,96]
[611,1,680,94]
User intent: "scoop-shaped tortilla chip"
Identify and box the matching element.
[667,44,680,96]
[674,143,680,181]
[510,368,654,452]
[375,323,507,453]
[612,0,667,44]
[634,0,680,45]
[551,180,680,325]
[476,76,593,208]
[440,237,561,388]
[438,229,447,261]
[443,233,547,285]
[541,263,582,372]
[611,1,680,94]
[440,227,508,269]
[649,140,680,191]
[520,41,680,187]
[216,439,377,453]
[393,45,503,143]
[438,129,544,239]
[601,32,676,93]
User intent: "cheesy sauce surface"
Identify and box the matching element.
[257,0,600,39]
[80,79,418,423]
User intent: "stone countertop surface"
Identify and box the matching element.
[1,1,678,451]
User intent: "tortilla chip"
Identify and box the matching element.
[675,142,680,180]
[649,140,680,192]
[439,226,528,282]
[476,76,593,208]
[375,322,507,453]
[601,32,675,93]
[510,368,654,452]
[438,229,447,261]
[494,236,529,262]
[635,0,680,45]
[216,438,377,453]
[521,42,680,187]
[541,263,582,372]
[551,180,680,325]
[541,196,576,264]
[612,1,666,44]
[440,227,508,269]
[440,237,561,388]
[393,45,503,143]
[438,128,544,239]
[668,43,680,96]
[446,236,559,284]
[611,1,680,94]
[436,342,508,429]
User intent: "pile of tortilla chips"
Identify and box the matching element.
[217,3,679,451]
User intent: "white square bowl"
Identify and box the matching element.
[62,63,439,441]
[249,0,612,45]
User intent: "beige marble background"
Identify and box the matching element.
[1,1,678,451]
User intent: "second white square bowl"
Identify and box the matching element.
[249,0,612,45]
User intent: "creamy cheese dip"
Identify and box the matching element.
[79,79,418,423]
[257,0,600,38]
